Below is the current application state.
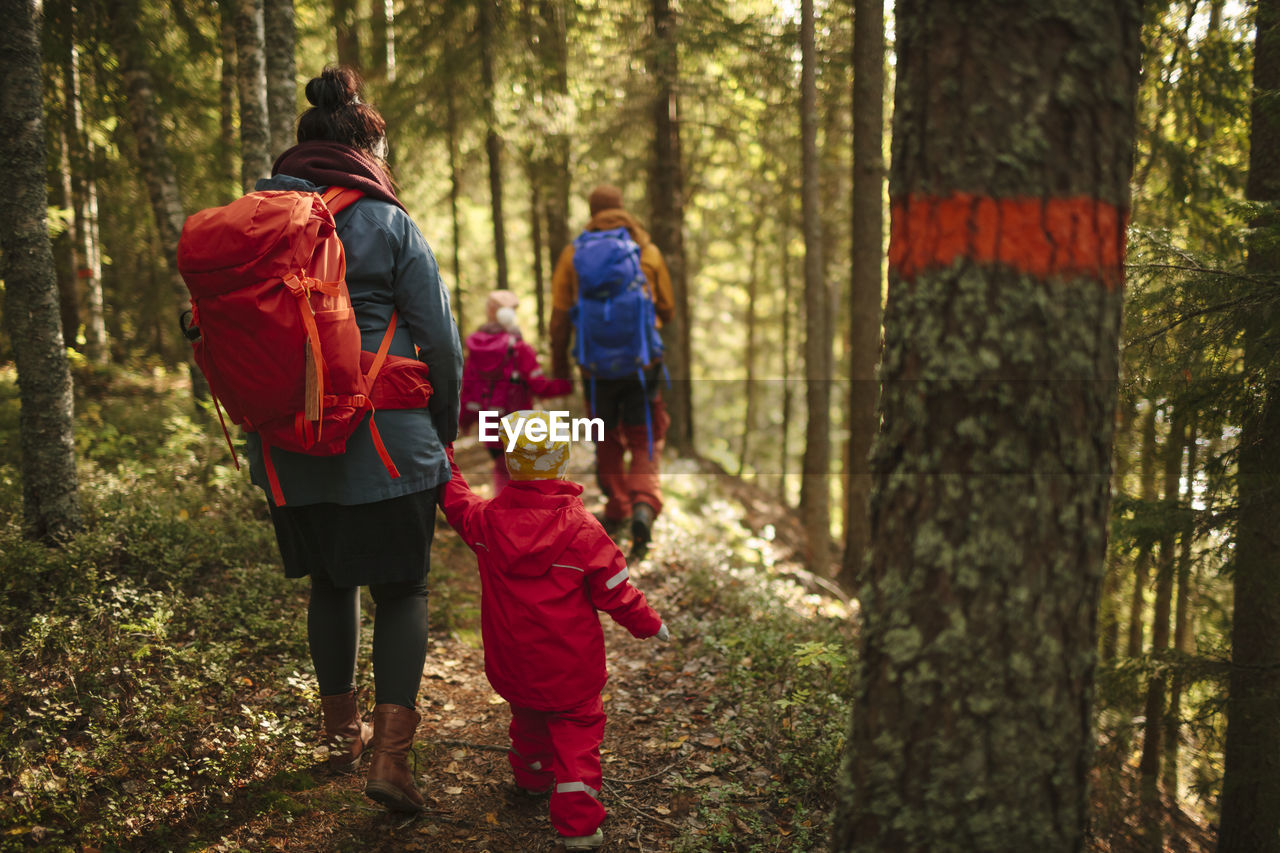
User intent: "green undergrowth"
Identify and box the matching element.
[0,366,320,852]
[657,466,856,853]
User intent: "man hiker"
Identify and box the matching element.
[549,184,676,560]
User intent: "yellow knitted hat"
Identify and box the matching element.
[502,410,571,481]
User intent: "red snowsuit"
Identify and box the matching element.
[439,451,663,838]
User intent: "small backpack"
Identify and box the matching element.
[570,227,663,379]
[459,329,524,429]
[177,186,433,506]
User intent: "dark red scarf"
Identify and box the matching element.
[272,141,405,212]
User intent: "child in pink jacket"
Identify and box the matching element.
[439,410,668,851]
[458,291,571,492]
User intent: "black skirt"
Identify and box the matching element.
[267,487,437,588]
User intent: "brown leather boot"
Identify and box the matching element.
[365,703,425,813]
[320,690,373,773]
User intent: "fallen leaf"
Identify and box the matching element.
[485,812,498,825]
[443,786,464,795]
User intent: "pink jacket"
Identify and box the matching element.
[459,324,572,431]
[439,451,664,710]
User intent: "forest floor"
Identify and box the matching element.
[115,438,839,853]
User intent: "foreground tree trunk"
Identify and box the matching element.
[1217,1,1280,848]
[0,0,83,541]
[799,0,831,571]
[648,0,693,453]
[831,2,1144,849]
[839,0,886,592]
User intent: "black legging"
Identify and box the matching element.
[309,571,429,709]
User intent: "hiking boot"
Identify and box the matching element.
[562,829,604,850]
[319,690,372,773]
[365,704,425,813]
[630,503,656,561]
[518,783,552,797]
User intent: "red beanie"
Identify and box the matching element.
[587,184,624,215]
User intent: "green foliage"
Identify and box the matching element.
[659,489,853,852]
[0,370,316,851]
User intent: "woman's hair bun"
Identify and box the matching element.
[304,67,358,111]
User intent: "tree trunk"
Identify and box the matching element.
[446,86,465,333]
[332,0,360,70]
[799,0,831,573]
[738,211,763,478]
[107,0,207,393]
[1164,416,1198,798]
[1138,408,1185,848]
[832,1,1144,848]
[61,4,108,363]
[530,171,545,331]
[539,0,569,343]
[1127,403,1159,657]
[1100,397,1138,663]
[1217,0,1280,848]
[0,0,83,542]
[779,203,794,505]
[235,0,272,191]
[263,0,297,156]
[839,0,885,593]
[219,3,239,196]
[647,0,692,453]
[478,0,509,292]
[55,107,81,350]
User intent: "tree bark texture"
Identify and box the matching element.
[832,2,1144,850]
[799,0,831,572]
[1217,0,1280,848]
[263,0,297,156]
[0,0,83,541]
[235,0,272,192]
[839,0,886,592]
[647,0,693,453]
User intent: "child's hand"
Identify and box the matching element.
[656,623,670,642]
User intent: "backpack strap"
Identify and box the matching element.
[363,309,403,482]
[321,186,363,215]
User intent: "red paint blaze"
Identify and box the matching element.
[888,193,1127,289]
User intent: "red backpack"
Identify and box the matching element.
[177,186,433,506]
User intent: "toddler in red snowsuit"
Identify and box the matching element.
[439,410,668,850]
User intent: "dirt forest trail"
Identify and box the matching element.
[154,437,829,853]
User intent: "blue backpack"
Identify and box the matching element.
[571,227,666,456]
[571,227,664,378]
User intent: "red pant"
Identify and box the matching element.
[598,399,669,521]
[507,696,607,837]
